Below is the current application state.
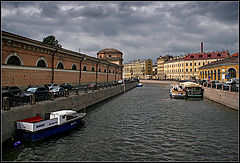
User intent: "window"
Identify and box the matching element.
[104,69,106,73]
[217,53,221,57]
[72,64,77,70]
[186,63,188,66]
[190,55,194,58]
[7,56,22,65]
[190,69,192,72]
[203,62,205,65]
[208,54,211,57]
[228,68,237,78]
[199,62,200,66]
[91,67,95,72]
[195,68,196,72]
[37,60,47,67]
[57,62,64,69]
[99,68,101,72]
[190,63,192,66]
[186,69,188,72]
[217,69,220,80]
[83,65,87,71]
[194,63,196,66]
[109,70,111,73]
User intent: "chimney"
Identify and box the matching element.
[201,42,203,53]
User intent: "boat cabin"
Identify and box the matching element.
[50,110,79,125]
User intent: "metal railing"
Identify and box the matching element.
[2,81,135,110]
[200,82,239,93]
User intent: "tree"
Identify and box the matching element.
[42,35,62,48]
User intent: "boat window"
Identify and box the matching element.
[62,115,66,119]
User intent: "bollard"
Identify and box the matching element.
[64,89,69,97]
[30,94,36,105]
[76,88,79,95]
[3,97,10,110]
[84,87,88,93]
[50,92,54,100]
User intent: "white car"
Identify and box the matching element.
[118,80,124,84]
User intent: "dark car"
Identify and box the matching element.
[2,86,22,97]
[88,83,98,90]
[23,86,50,101]
[59,83,72,90]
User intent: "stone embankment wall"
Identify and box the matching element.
[2,82,137,143]
[140,80,238,110]
[203,87,239,110]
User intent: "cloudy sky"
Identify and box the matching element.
[1,1,239,63]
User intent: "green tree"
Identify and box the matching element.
[42,35,62,48]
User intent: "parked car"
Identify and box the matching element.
[2,86,22,97]
[59,83,72,90]
[226,78,239,85]
[88,83,98,90]
[49,87,65,97]
[47,84,59,90]
[118,80,124,84]
[23,86,50,101]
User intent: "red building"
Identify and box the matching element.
[1,31,123,88]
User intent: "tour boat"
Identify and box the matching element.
[169,84,187,99]
[16,110,86,141]
[179,82,204,98]
[137,83,143,87]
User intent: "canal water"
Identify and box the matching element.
[2,83,239,161]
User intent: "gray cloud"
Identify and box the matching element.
[1,1,239,63]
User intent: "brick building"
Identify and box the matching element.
[1,31,123,88]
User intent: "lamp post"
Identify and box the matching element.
[79,54,86,85]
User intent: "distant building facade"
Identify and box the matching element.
[157,55,173,79]
[97,48,123,79]
[199,54,239,82]
[2,31,122,88]
[124,59,153,79]
[164,50,230,80]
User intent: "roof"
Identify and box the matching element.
[199,56,239,69]
[184,51,229,60]
[50,110,76,115]
[97,48,122,54]
[231,52,238,57]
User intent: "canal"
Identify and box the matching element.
[2,83,238,161]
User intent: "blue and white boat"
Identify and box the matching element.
[136,82,143,87]
[16,110,86,141]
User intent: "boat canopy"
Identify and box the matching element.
[50,110,77,116]
[180,82,201,88]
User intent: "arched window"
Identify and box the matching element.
[37,60,47,67]
[104,69,106,73]
[228,68,236,79]
[217,69,220,80]
[109,70,111,73]
[91,67,95,72]
[7,56,21,65]
[72,64,77,70]
[57,62,64,69]
[83,65,87,71]
[99,68,101,72]
[113,70,114,74]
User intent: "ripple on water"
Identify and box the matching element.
[2,84,238,161]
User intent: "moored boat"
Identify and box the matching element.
[169,84,187,99]
[179,82,204,98]
[16,110,86,141]
[137,82,143,87]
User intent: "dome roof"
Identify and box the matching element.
[98,48,122,54]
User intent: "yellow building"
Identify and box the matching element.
[199,55,239,82]
[124,59,153,79]
[164,50,230,80]
[157,55,173,79]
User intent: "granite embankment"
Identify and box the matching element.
[2,82,137,143]
[140,80,238,110]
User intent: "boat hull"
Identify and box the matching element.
[19,118,83,141]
